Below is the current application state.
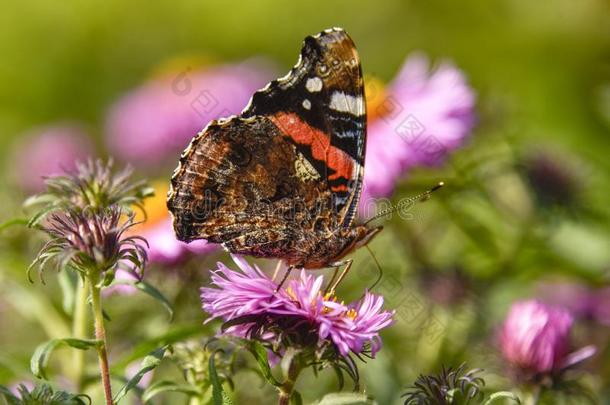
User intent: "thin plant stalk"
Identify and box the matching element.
[89,272,113,405]
[278,357,302,405]
[72,277,89,390]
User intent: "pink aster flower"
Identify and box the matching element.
[11,123,94,192]
[200,255,394,357]
[105,60,276,169]
[499,300,596,378]
[360,53,476,211]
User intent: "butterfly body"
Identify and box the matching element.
[167,28,381,270]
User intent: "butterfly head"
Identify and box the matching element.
[332,224,382,262]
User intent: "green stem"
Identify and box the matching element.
[530,386,542,405]
[72,277,89,390]
[277,358,301,405]
[89,274,113,405]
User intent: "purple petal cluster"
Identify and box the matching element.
[500,300,595,375]
[361,53,476,209]
[201,256,394,357]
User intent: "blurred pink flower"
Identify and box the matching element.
[360,53,476,211]
[499,300,595,376]
[105,60,276,169]
[537,282,610,327]
[12,123,94,192]
[143,218,215,264]
[103,269,139,296]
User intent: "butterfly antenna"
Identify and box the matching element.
[364,181,444,226]
[365,245,383,291]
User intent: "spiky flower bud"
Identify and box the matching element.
[29,206,147,284]
[402,364,485,405]
[26,159,153,225]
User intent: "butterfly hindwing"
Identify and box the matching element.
[168,115,335,253]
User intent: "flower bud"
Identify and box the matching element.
[500,300,573,375]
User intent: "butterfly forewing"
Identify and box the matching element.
[242,28,367,227]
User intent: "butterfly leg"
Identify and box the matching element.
[324,265,342,295]
[326,259,354,296]
[274,265,294,293]
[271,260,284,282]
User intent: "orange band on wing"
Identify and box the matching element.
[270,112,354,182]
[331,184,349,192]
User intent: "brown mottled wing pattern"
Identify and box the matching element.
[167,115,334,259]
[167,27,366,261]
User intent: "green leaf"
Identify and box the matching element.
[27,204,59,227]
[31,338,100,379]
[142,380,201,403]
[331,364,345,391]
[0,217,29,233]
[113,346,167,404]
[244,341,281,387]
[131,280,174,320]
[291,390,303,405]
[0,383,90,405]
[112,325,204,370]
[483,391,521,404]
[209,350,232,405]
[280,347,298,381]
[313,393,375,405]
[58,271,77,314]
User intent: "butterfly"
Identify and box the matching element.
[167,27,382,290]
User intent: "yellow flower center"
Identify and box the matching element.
[285,286,297,301]
[284,287,359,319]
[132,180,170,230]
[364,75,390,122]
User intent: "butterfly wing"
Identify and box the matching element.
[168,115,335,257]
[167,28,366,260]
[242,27,367,227]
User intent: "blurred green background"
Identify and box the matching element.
[1,0,610,404]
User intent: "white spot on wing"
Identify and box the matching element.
[336,129,358,138]
[305,77,323,92]
[302,99,311,110]
[329,92,364,116]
